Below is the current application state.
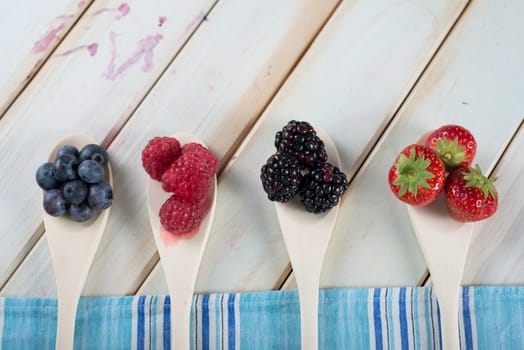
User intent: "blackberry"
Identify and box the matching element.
[260,152,303,202]
[275,120,328,166]
[299,163,349,213]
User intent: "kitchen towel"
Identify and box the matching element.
[0,286,522,349]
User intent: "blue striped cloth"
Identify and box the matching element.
[1,286,523,349]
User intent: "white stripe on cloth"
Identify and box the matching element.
[469,289,478,350]
[223,294,229,350]
[131,296,139,350]
[368,289,377,350]
[234,293,240,350]
[392,288,402,349]
[406,288,415,350]
[155,296,165,350]
[431,290,441,350]
[208,294,217,350]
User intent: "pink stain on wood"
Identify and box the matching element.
[55,43,98,57]
[118,3,130,16]
[104,31,163,80]
[158,16,167,27]
[185,10,206,34]
[32,22,65,53]
[78,0,87,7]
[90,3,130,19]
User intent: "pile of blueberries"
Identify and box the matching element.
[36,144,113,222]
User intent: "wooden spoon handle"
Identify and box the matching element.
[55,290,80,350]
[171,295,192,350]
[295,274,320,350]
[439,298,460,350]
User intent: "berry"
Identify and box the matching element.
[260,152,303,202]
[69,202,94,222]
[56,145,79,159]
[425,124,476,169]
[299,163,348,213]
[445,165,498,222]
[142,137,181,181]
[159,195,205,233]
[63,180,88,204]
[43,189,67,217]
[161,153,212,202]
[388,144,446,206]
[274,120,328,166]
[78,160,105,183]
[79,144,109,165]
[36,162,59,190]
[54,154,79,182]
[88,182,113,210]
[181,143,219,176]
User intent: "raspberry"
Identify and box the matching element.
[161,153,212,201]
[159,195,205,233]
[181,142,219,176]
[142,137,181,181]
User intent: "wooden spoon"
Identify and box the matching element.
[146,133,217,350]
[408,197,473,350]
[275,128,341,350]
[44,134,113,350]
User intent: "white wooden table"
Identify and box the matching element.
[0,0,522,300]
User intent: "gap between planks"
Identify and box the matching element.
[0,0,96,120]
[277,0,474,291]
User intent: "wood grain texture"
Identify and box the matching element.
[0,0,217,294]
[320,0,524,290]
[2,0,340,297]
[138,0,470,295]
[0,0,93,117]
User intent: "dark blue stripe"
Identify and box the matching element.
[227,294,236,350]
[202,294,210,350]
[164,296,171,350]
[463,287,473,350]
[399,288,409,350]
[373,288,383,350]
[137,296,146,350]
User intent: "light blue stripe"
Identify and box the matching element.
[399,288,409,350]
[425,288,432,350]
[386,288,396,349]
[373,288,383,349]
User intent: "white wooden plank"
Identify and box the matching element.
[2,0,340,297]
[463,123,524,285]
[0,0,92,116]
[0,0,217,293]
[320,0,524,289]
[139,0,469,294]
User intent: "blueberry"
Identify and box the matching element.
[78,160,105,183]
[88,182,113,210]
[43,189,67,217]
[63,180,88,204]
[56,145,79,159]
[36,162,59,190]
[54,154,79,182]
[69,202,94,222]
[79,144,108,165]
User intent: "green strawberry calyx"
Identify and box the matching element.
[393,147,435,197]
[463,164,498,199]
[435,137,467,168]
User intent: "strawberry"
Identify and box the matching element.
[445,165,498,222]
[425,124,476,170]
[388,144,446,206]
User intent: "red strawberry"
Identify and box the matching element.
[445,165,498,222]
[388,144,446,206]
[425,124,476,169]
